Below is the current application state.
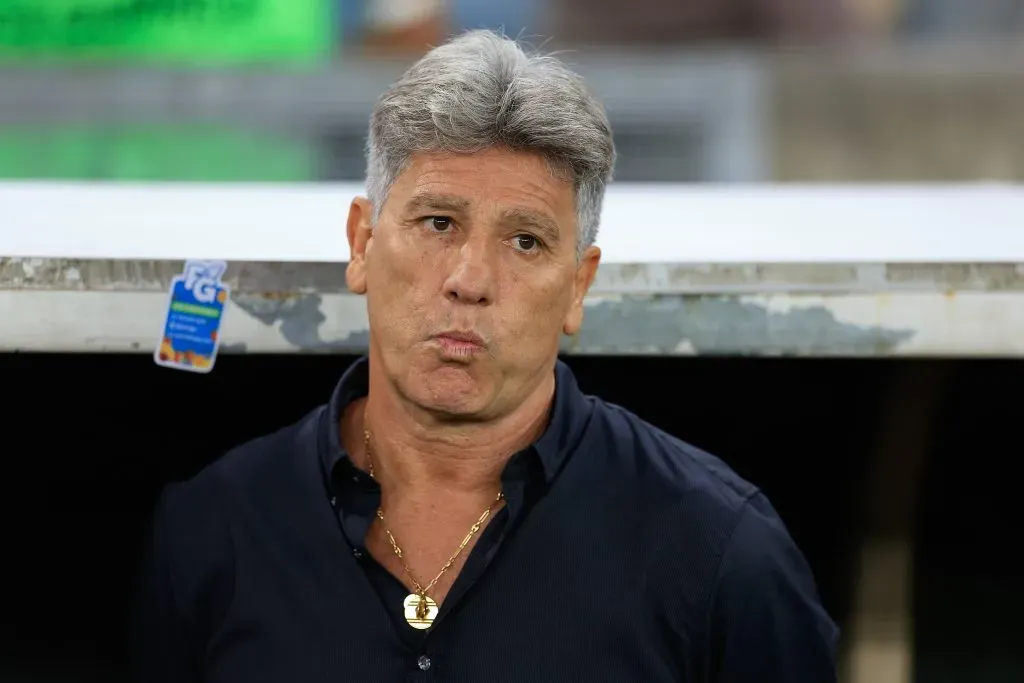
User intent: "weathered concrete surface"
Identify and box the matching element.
[567,297,914,356]
[4,258,1024,293]
[2,257,1022,356]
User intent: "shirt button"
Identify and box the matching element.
[351,548,364,559]
[417,655,432,671]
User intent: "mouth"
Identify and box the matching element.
[430,330,486,357]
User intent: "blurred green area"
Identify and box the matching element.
[0,125,316,180]
[0,0,334,65]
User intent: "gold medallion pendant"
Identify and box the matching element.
[403,593,439,630]
[365,424,503,632]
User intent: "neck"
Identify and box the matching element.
[352,365,555,498]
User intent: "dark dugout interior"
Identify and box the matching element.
[0,352,1020,682]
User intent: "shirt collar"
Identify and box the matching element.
[319,356,593,492]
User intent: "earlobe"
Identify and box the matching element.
[562,301,585,336]
[562,245,601,336]
[345,197,374,295]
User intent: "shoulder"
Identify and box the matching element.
[148,405,326,592]
[582,397,806,591]
[706,492,840,677]
[164,404,325,515]
[714,492,826,606]
[584,400,837,669]
[582,397,762,594]
[587,395,821,579]
[585,396,758,522]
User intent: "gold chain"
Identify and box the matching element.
[363,427,503,600]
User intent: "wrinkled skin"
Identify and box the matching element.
[345,147,601,423]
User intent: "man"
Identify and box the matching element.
[134,30,838,682]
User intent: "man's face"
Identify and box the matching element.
[346,147,600,420]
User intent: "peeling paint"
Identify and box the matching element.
[232,292,369,352]
[2,257,1022,356]
[568,296,915,355]
[4,258,1024,294]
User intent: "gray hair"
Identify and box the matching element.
[365,30,616,254]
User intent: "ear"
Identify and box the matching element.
[563,245,601,336]
[345,197,374,295]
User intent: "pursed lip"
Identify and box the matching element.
[431,330,486,348]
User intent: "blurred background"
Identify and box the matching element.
[0,0,1022,184]
[1,2,1023,683]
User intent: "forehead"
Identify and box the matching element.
[388,148,577,235]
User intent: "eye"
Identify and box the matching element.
[423,216,453,232]
[509,234,540,253]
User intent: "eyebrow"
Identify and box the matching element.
[499,207,561,246]
[403,192,471,215]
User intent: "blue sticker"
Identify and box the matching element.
[154,260,230,373]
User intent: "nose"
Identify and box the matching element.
[442,239,496,306]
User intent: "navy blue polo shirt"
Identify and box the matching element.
[133,358,838,682]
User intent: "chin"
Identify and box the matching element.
[403,359,494,418]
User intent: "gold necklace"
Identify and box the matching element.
[363,427,503,630]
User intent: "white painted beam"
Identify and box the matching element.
[3,182,1024,264]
